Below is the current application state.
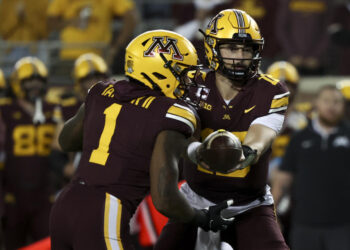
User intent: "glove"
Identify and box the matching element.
[191,199,234,232]
[226,145,258,173]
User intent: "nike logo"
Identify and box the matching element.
[244,105,256,113]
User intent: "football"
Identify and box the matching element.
[198,129,242,173]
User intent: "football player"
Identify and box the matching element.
[49,30,234,250]
[0,57,59,249]
[155,9,289,250]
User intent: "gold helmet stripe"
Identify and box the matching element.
[233,9,246,34]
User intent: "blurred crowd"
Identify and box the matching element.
[0,0,349,249]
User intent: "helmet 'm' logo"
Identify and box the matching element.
[208,13,224,34]
[144,37,183,61]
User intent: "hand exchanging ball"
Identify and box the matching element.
[194,129,243,174]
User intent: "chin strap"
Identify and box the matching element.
[32,98,46,124]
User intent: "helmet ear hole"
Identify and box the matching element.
[152,72,166,80]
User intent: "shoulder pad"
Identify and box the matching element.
[165,102,197,134]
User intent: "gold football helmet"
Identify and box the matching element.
[73,53,108,82]
[73,53,109,96]
[10,56,48,99]
[336,79,350,101]
[125,29,202,101]
[267,61,300,85]
[202,9,264,83]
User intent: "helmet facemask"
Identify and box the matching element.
[218,42,262,85]
[11,56,48,101]
[160,53,204,108]
[21,76,47,103]
[201,9,265,86]
[203,30,263,86]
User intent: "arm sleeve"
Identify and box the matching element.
[251,113,285,134]
[268,88,290,115]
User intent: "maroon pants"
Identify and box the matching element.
[2,190,52,250]
[50,183,135,250]
[155,205,289,250]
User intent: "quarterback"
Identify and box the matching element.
[155,9,289,250]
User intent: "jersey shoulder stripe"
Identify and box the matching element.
[166,103,196,133]
[271,96,289,109]
[269,91,290,113]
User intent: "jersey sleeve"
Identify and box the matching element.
[250,76,290,131]
[163,102,198,138]
[268,82,290,115]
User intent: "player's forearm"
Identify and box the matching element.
[150,161,195,223]
[243,124,277,157]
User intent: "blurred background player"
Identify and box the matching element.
[47,0,139,74]
[266,61,309,244]
[328,1,350,75]
[0,0,49,76]
[0,57,59,250]
[156,9,289,250]
[275,0,333,75]
[272,85,350,250]
[58,52,110,124]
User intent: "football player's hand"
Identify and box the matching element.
[226,145,258,173]
[192,199,234,232]
[187,142,210,169]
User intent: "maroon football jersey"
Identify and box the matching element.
[185,71,289,204]
[74,80,198,208]
[0,98,58,191]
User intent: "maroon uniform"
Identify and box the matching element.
[155,71,290,250]
[185,71,289,205]
[50,80,198,249]
[0,98,57,249]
